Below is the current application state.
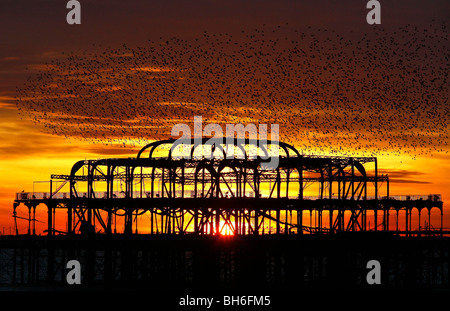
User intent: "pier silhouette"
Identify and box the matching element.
[3,138,447,290]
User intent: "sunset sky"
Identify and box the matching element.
[0,0,448,234]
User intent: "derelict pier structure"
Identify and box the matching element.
[4,138,448,290]
[14,138,443,237]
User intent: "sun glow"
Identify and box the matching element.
[219,220,234,236]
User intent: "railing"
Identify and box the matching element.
[379,194,442,202]
[15,191,442,202]
[15,191,260,200]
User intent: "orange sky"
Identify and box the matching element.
[0,0,448,234]
[1,100,448,234]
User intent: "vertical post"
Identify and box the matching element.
[418,209,421,233]
[194,209,199,234]
[216,167,220,199]
[409,208,412,234]
[286,168,290,198]
[373,160,378,232]
[405,208,408,236]
[318,210,322,233]
[276,208,280,234]
[32,205,36,235]
[47,203,52,236]
[27,205,31,235]
[181,166,185,198]
[202,167,206,198]
[386,209,389,232]
[361,208,365,231]
[351,158,354,200]
[285,210,289,234]
[298,209,303,235]
[106,164,110,198]
[169,166,172,198]
[329,161,332,199]
[428,208,431,231]
[242,166,246,197]
[337,162,341,200]
[320,170,324,200]
[68,176,75,235]
[167,207,171,234]
[151,167,155,198]
[140,166,143,198]
[276,168,281,199]
[299,166,303,200]
[329,209,333,234]
[387,177,389,198]
[128,166,133,198]
[106,165,112,234]
[396,209,399,232]
[105,206,111,235]
[254,209,258,235]
[162,166,165,198]
[235,209,239,235]
[374,158,378,200]
[173,166,177,198]
[364,178,367,201]
[216,208,220,235]
[276,168,281,234]
[87,162,92,199]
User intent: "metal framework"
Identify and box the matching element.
[13,138,443,236]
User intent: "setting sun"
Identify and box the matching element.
[220,220,235,236]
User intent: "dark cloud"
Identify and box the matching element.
[388,179,431,184]
[377,169,431,184]
[83,146,140,156]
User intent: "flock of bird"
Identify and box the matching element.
[15,23,448,158]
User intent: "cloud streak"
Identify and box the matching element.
[377,169,431,184]
[14,23,449,158]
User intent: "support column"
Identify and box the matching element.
[276,208,280,234]
[32,205,36,235]
[194,209,199,235]
[386,209,389,232]
[351,158,354,200]
[329,209,333,234]
[254,209,259,235]
[235,209,239,235]
[216,208,221,235]
[47,203,53,236]
[396,209,399,232]
[405,208,409,236]
[299,167,303,200]
[428,208,431,231]
[374,158,378,200]
[318,210,322,233]
[298,209,303,235]
[27,205,31,235]
[418,209,421,233]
